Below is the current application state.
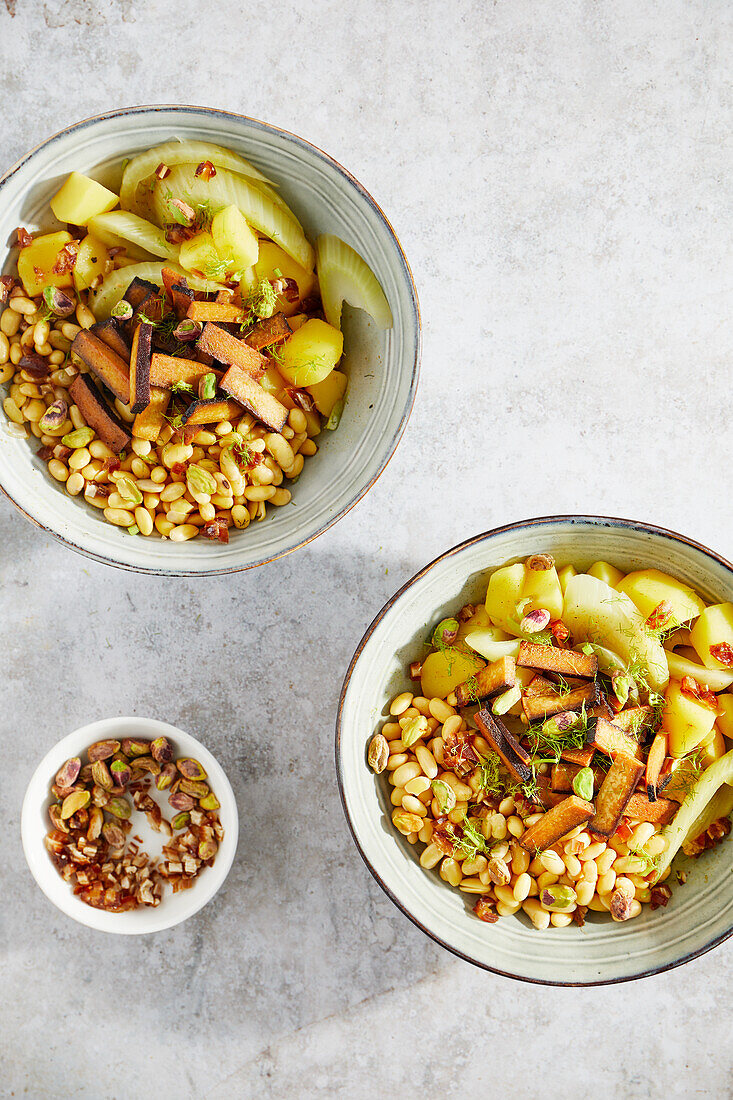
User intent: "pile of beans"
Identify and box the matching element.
[377,689,672,929]
[1,286,319,541]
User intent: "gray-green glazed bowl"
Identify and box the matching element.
[0,105,420,574]
[337,516,733,984]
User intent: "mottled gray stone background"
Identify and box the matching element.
[1,1,731,1097]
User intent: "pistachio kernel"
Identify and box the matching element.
[43,285,76,317]
[150,736,173,764]
[168,791,195,812]
[116,475,143,506]
[91,760,113,790]
[61,426,95,449]
[520,608,551,634]
[55,757,81,790]
[91,783,111,807]
[432,617,459,648]
[540,885,577,912]
[176,757,207,781]
[198,837,218,861]
[39,399,69,432]
[48,804,69,833]
[431,779,456,814]
[105,796,132,820]
[171,812,190,830]
[131,755,160,775]
[367,733,389,774]
[198,792,220,812]
[526,554,555,571]
[393,811,424,835]
[110,300,133,321]
[179,779,209,799]
[173,318,202,342]
[155,762,178,790]
[110,759,131,787]
[120,738,152,757]
[102,821,126,847]
[88,739,121,762]
[60,789,91,819]
[401,715,429,748]
[572,767,594,802]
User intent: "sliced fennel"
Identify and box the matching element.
[463,631,521,662]
[667,648,733,692]
[90,262,217,319]
[653,749,733,882]
[151,166,314,272]
[563,573,669,693]
[87,211,179,261]
[315,234,392,330]
[120,139,274,212]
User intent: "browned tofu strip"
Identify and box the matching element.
[521,681,599,722]
[590,753,644,836]
[161,267,194,320]
[474,708,531,783]
[517,642,598,678]
[123,276,159,310]
[454,656,516,707]
[586,717,642,761]
[129,322,153,414]
[148,354,212,388]
[561,746,595,767]
[90,319,130,361]
[181,398,244,426]
[624,793,677,825]
[612,706,655,736]
[71,330,130,403]
[187,301,247,324]
[524,675,557,696]
[519,795,596,853]
[132,386,170,442]
[533,774,568,809]
[68,374,131,453]
[220,365,288,432]
[244,313,292,350]
[551,761,583,792]
[198,322,266,379]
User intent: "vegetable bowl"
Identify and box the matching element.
[337,516,733,984]
[0,106,420,573]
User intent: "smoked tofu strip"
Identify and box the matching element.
[454,656,516,707]
[519,795,595,853]
[517,642,598,678]
[71,330,130,403]
[590,753,644,836]
[198,322,266,379]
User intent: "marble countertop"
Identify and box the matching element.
[1,2,731,1097]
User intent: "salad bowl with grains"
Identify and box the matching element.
[0,107,419,574]
[338,517,733,984]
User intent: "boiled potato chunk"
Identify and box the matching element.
[521,566,563,619]
[277,319,343,386]
[307,369,346,418]
[288,313,308,332]
[563,573,669,691]
[178,232,222,276]
[17,231,74,296]
[588,561,625,587]
[254,241,315,316]
[211,205,259,270]
[690,603,733,670]
[662,679,717,757]
[73,235,110,292]
[558,564,577,593]
[485,563,526,634]
[50,172,118,225]
[716,696,733,742]
[617,569,706,626]
[699,727,726,767]
[420,648,485,699]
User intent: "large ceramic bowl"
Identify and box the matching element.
[21,716,238,934]
[0,105,420,574]
[337,515,733,984]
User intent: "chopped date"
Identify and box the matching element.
[474,897,499,923]
[0,274,16,302]
[680,676,718,709]
[442,729,479,778]
[15,226,33,248]
[650,884,672,910]
[431,818,457,856]
[52,242,78,274]
[709,643,733,668]
[201,519,229,544]
[550,619,570,646]
[194,160,216,181]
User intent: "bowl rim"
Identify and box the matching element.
[335,513,733,985]
[0,103,421,575]
[20,715,239,934]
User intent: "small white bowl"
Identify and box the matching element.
[0,105,420,574]
[21,716,238,934]
[337,515,733,984]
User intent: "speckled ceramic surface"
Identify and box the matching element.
[0,106,420,574]
[338,517,733,984]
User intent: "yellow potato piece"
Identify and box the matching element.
[690,602,733,670]
[277,318,343,386]
[17,231,74,296]
[50,172,118,225]
[485,563,526,634]
[307,370,346,418]
[254,241,315,317]
[588,561,625,587]
[558,564,577,594]
[521,565,563,619]
[716,696,733,742]
[420,648,485,700]
[211,205,259,270]
[662,679,717,758]
[617,568,706,625]
[73,235,110,292]
[178,232,222,276]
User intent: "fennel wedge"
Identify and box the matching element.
[91,262,217,319]
[315,234,392,330]
[653,750,733,882]
[87,211,179,261]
